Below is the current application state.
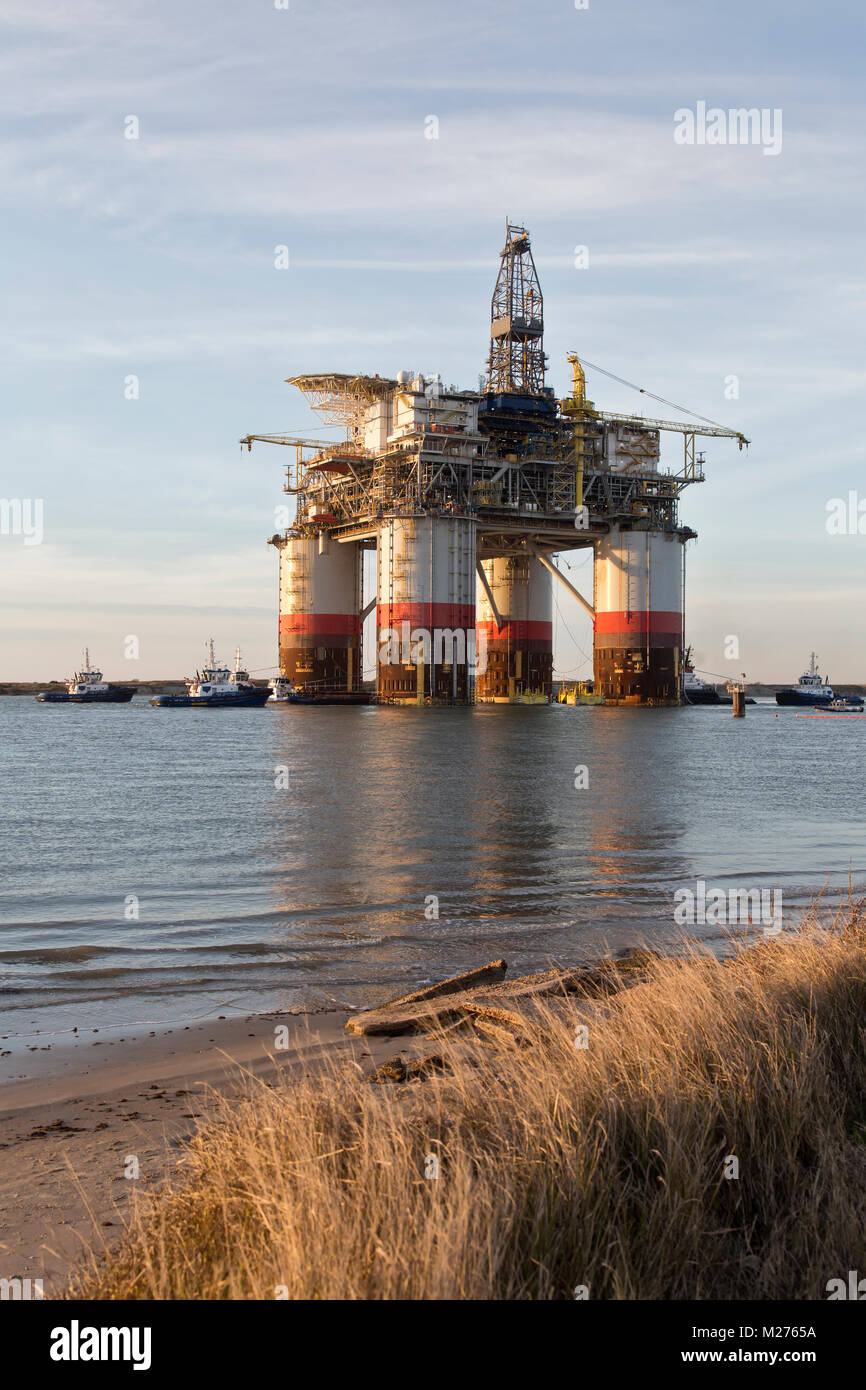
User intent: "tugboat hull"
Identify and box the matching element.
[269,691,373,706]
[150,689,271,707]
[37,688,135,703]
[69,688,135,703]
[775,691,833,707]
[683,688,721,705]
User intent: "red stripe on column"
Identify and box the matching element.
[280,613,361,636]
[476,620,553,642]
[594,610,681,636]
[376,602,477,629]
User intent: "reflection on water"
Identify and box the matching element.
[0,698,863,1037]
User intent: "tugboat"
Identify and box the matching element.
[267,676,372,706]
[682,649,754,706]
[150,642,270,707]
[682,652,721,705]
[36,650,135,703]
[775,653,861,708]
[268,677,310,703]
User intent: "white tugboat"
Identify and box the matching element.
[268,676,302,702]
[682,659,720,705]
[36,649,135,703]
[266,674,372,705]
[150,642,270,707]
[682,647,754,706]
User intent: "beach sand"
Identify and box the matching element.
[0,1008,411,1293]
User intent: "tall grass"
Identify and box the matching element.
[73,911,866,1299]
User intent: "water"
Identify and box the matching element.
[1,697,864,1045]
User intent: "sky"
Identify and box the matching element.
[1,0,864,683]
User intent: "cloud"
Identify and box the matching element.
[0,314,411,366]
[4,102,853,233]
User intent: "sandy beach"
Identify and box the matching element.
[0,1006,414,1292]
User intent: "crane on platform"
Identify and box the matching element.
[560,352,749,501]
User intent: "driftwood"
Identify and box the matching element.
[346,960,507,1036]
[347,951,660,1039]
[346,995,477,1037]
[470,1017,526,1050]
[470,967,588,1003]
[461,1002,535,1034]
[350,995,467,1039]
[373,960,507,1011]
[345,966,576,1037]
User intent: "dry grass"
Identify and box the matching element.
[72,910,866,1300]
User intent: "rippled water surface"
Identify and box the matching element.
[1,696,864,1041]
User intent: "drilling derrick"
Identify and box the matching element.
[487,223,547,396]
[476,224,559,701]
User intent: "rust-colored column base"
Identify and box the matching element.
[594,646,682,706]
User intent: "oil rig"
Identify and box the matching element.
[243,224,747,705]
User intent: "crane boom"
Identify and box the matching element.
[592,410,748,447]
[569,352,748,448]
[240,434,325,450]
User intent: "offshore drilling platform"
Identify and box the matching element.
[243,225,747,706]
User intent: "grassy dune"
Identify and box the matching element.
[73,910,866,1300]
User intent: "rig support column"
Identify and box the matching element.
[376,514,477,704]
[593,526,685,705]
[278,533,362,691]
[475,554,553,701]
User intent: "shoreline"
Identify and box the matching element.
[0,941,761,1291]
[64,917,866,1302]
[4,918,866,1299]
[0,1003,445,1292]
[0,957,627,1290]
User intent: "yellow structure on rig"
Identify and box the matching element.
[557,681,604,706]
[558,352,597,512]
